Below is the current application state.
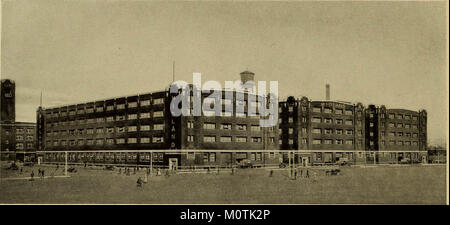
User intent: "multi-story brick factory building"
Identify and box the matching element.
[278,91,427,165]
[0,79,36,161]
[36,72,281,167]
[35,74,428,167]
[365,105,427,163]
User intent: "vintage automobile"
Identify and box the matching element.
[238,159,253,168]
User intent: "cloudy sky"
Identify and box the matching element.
[1,0,447,145]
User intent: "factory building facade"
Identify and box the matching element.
[35,73,428,167]
[278,95,427,165]
[36,72,281,167]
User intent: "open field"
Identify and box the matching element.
[0,164,446,204]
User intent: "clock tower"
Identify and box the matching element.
[1,79,15,122]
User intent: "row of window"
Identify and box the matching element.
[46,124,165,136]
[309,107,355,115]
[382,131,419,138]
[46,111,164,124]
[15,143,34,149]
[199,122,262,131]
[310,128,357,135]
[15,135,34,141]
[281,117,359,126]
[200,136,263,143]
[381,140,419,146]
[45,136,165,147]
[14,128,34,134]
[387,113,419,120]
[44,98,165,117]
[282,139,362,146]
[386,123,418,129]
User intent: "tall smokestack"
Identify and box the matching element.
[326,84,330,100]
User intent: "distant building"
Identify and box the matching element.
[0,79,36,161]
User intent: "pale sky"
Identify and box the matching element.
[1,0,448,145]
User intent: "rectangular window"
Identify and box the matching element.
[141,100,151,106]
[313,128,321,134]
[324,118,332,124]
[236,137,247,142]
[187,121,194,129]
[128,114,137,120]
[345,140,354,145]
[324,139,332,144]
[153,98,164,105]
[141,125,151,131]
[313,139,322,145]
[140,112,151,119]
[203,136,216,143]
[345,120,353,125]
[106,127,114,133]
[153,124,164,131]
[106,116,114,122]
[336,139,344,145]
[116,127,125,133]
[128,102,138,108]
[336,119,343,125]
[252,137,262,143]
[209,153,216,162]
[117,104,125,110]
[96,139,104,145]
[128,126,137,132]
[251,125,260,132]
[335,109,343,115]
[153,111,164,117]
[187,135,194,142]
[152,136,164,143]
[128,138,137,144]
[203,123,216,129]
[236,124,247,131]
[312,107,321,113]
[324,108,332,113]
[220,123,232,130]
[345,110,353,115]
[116,115,125,121]
[116,138,125,144]
[106,105,114,111]
[312,117,321,123]
[141,137,150,143]
[346,130,353,135]
[324,128,332,134]
[86,129,94,134]
[220,136,232,142]
[106,138,114,145]
[86,139,94,146]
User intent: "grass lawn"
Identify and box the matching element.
[0,164,446,204]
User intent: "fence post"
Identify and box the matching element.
[65,151,68,177]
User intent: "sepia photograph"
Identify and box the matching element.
[0,0,448,212]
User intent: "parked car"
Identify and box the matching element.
[238,159,253,168]
[400,158,411,164]
[336,157,349,166]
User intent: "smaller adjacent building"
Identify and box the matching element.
[1,79,37,161]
